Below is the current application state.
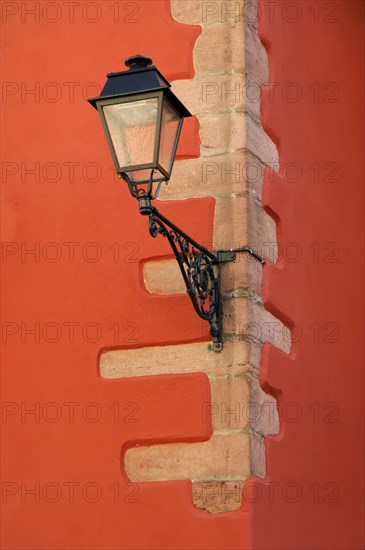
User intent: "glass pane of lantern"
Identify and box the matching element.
[159,100,181,173]
[126,168,166,183]
[102,97,158,169]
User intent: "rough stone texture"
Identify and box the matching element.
[99,0,290,514]
[244,18,269,83]
[245,148,266,201]
[199,113,278,162]
[171,0,243,25]
[100,341,251,379]
[171,0,205,25]
[249,375,280,437]
[221,255,250,293]
[209,377,250,430]
[172,74,245,115]
[213,196,248,248]
[194,22,245,75]
[248,197,278,262]
[247,301,291,354]
[250,432,266,478]
[246,114,279,166]
[171,71,260,120]
[125,432,250,481]
[160,149,262,202]
[245,71,261,120]
[200,112,246,155]
[143,259,185,294]
[192,480,245,514]
[160,151,247,200]
[222,297,248,335]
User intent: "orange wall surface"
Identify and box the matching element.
[1,1,364,549]
[254,1,364,548]
[1,2,250,548]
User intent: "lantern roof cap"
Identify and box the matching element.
[88,55,191,117]
[125,55,153,70]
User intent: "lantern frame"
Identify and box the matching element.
[95,91,184,183]
[88,55,191,186]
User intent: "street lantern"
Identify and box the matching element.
[88,55,191,206]
[88,55,264,351]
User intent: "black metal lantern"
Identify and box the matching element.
[88,55,191,205]
[88,55,264,351]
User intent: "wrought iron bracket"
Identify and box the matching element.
[216,250,236,263]
[137,196,264,352]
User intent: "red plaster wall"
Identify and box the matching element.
[2,1,364,549]
[253,1,364,549]
[1,2,251,549]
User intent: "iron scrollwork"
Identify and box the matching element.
[148,210,223,350]
[121,171,264,352]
